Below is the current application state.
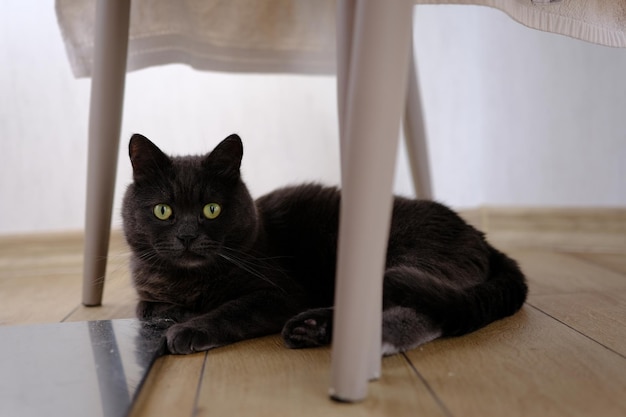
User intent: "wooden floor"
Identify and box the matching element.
[1,231,625,417]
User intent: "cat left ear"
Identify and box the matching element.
[204,134,243,181]
[129,134,172,183]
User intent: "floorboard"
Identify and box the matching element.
[130,354,206,417]
[194,336,447,417]
[571,253,626,275]
[508,250,626,295]
[1,232,625,417]
[0,273,79,325]
[530,291,626,357]
[405,307,626,417]
[64,272,136,322]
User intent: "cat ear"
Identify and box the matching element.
[128,134,171,183]
[204,134,243,180]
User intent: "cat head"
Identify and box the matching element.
[122,134,258,270]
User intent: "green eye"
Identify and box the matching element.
[153,204,173,220]
[203,203,221,219]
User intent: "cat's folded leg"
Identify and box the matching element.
[165,290,300,354]
[166,314,283,355]
[281,305,441,355]
[380,306,442,355]
[379,266,448,354]
[283,266,447,354]
[281,307,334,349]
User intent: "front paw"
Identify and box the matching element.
[282,308,333,349]
[166,323,215,355]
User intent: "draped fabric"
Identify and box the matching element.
[55,0,626,78]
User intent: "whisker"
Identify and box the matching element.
[218,252,286,293]
[133,249,167,271]
[220,246,291,277]
[221,245,292,263]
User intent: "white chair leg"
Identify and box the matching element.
[82,0,131,306]
[331,0,414,402]
[336,0,355,182]
[336,0,381,384]
[403,31,433,199]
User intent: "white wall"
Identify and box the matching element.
[1,2,625,235]
[411,6,626,207]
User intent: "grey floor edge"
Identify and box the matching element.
[0,319,166,417]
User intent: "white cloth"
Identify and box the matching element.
[55,0,626,78]
[437,0,626,48]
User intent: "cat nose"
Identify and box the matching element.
[177,224,198,248]
[177,233,198,248]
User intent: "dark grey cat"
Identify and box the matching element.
[122,133,527,355]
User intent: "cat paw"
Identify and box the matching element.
[166,323,215,354]
[282,308,333,349]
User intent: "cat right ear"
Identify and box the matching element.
[129,134,171,183]
[203,134,243,181]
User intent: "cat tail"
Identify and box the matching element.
[437,247,528,337]
[383,247,528,352]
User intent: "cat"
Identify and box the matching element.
[122,133,528,355]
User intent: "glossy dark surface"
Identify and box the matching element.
[0,319,166,417]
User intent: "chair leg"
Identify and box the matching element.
[403,32,433,199]
[335,0,382,385]
[331,0,414,402]
[82,0,131,306]
[336,0,355,182]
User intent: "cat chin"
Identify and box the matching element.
[172,253,216,269]
[176,260,209,269]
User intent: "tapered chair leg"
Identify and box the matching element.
[82,0,131,306]
[331,0,414,402]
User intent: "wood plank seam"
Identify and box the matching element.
[526,303,626,360]
[191,352,209,417]
[60,305,80,323]
[402,352,454,417]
